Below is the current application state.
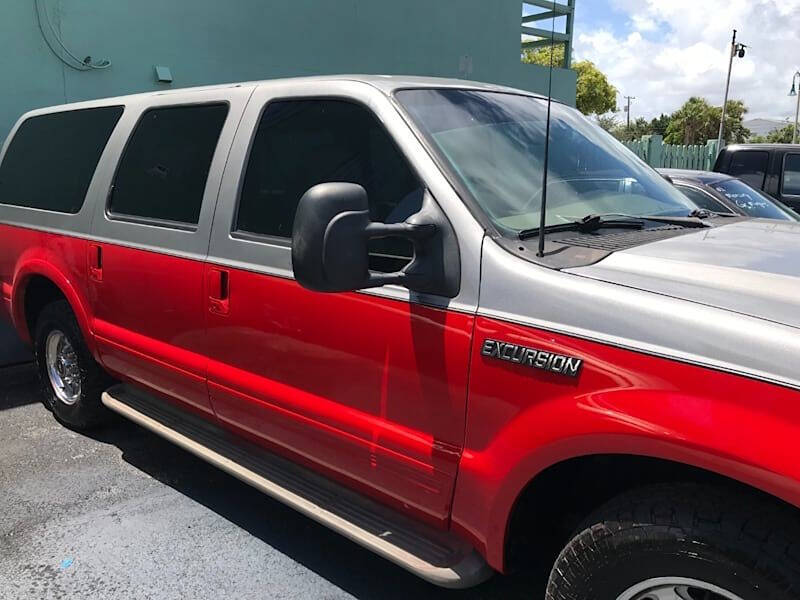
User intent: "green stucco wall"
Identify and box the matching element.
[0,0,576,142]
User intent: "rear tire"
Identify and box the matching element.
[546,483,800,600]
[33,300,113,430]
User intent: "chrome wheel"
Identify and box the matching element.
[45,330,81,405]
[617,578,746,600]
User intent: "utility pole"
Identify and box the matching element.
[717,29,747,153]
[624,96,636,129]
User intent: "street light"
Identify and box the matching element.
[717,29,747,153]
[790,71,800,144]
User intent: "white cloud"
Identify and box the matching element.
[629,14,658,33]
[574,0,800,122]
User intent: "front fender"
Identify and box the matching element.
[452,316,800,572]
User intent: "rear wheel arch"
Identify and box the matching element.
[23,275,67,338]
[13,264,96,355]
[501,452,800,576]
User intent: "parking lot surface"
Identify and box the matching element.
[0,366,544,600]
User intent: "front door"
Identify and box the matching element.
[204,84,475,525]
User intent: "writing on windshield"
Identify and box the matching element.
[713,179,791,220]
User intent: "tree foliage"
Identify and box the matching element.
[522,45,566,69]
[595,114,620,133]
[573,60,618,116]
[664,97,750,145]
[649,114,671,137]
[613,117,651,142]
[750,123,796,143]
[522,46,617,116]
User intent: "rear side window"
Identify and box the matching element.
[236,99,423,271]
[727,150,769,189]
[0,106,123,213]
[674,185,732,214]
[109,103,229,226]
[782,154,800,196]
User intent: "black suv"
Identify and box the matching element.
[714,144,800,211]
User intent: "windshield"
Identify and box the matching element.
[396,89,693,234]
[711,179,797,221]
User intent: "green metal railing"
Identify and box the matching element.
[522,0,575,68]
[623,135,720,171]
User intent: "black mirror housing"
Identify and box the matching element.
[291,182,460,297]
[292,182,371,292]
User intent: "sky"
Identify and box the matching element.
[570,0,800,122]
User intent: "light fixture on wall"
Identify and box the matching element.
[154,66,173,84]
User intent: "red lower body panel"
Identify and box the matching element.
[89,243,212,414]
[203,266,473,527]
[1,282,12,324]
[453,316,800,571]
[94,318,212,415]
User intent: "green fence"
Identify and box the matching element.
[623,135,720,171]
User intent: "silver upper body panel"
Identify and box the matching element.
[568,219,800,329]
[480,234,800,391]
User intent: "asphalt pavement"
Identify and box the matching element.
[0,365,546,600]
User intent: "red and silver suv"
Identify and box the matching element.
[2,76,800,599]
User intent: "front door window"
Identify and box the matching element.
[236,99,424,272]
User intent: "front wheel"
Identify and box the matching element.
[546,483,800,600]
[34,300,113,430]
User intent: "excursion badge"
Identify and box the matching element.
[481,339,583,378]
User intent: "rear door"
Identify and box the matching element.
[203,80,483,525]
[88,88,253,414]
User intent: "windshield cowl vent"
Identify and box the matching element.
[557,225,691,252]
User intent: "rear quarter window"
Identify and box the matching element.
[0,106,123,214]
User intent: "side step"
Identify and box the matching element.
[101,385,493,589]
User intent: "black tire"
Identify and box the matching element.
[546,483,800,600]
[33,300,113,430]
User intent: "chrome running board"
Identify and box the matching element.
[102,385,493,588]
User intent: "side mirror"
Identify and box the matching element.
[291,182,460,297]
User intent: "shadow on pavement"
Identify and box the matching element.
[88,417,548,600]
[0,363,40,411]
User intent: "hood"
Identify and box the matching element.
[567,219,800,329]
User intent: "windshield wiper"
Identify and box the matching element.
[519,212,710,240]
[520,214,643,240]
[688,208,735,218]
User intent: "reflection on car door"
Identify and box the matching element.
[204,89,472,525]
